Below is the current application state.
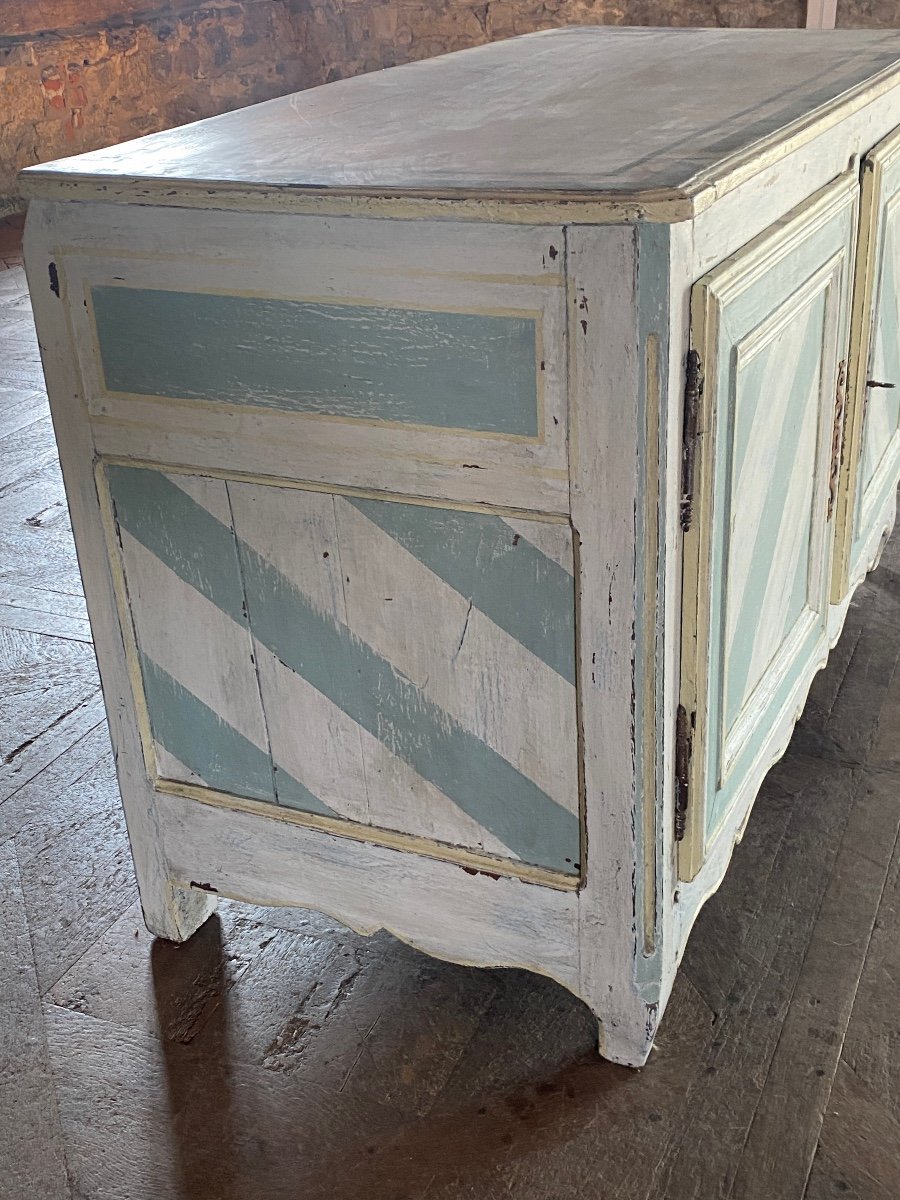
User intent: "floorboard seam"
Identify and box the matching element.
[11,836,74,1199]
[0,708,107,813]
[725,769,865,1198]
[798,843,900,1198]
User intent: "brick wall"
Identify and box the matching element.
[290,0,806,87]
[0,1,306,214]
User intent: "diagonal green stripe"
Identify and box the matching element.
[106,466,246,626]
[109,467,579,873]
[236,542,580,872]
[139,652,274,802]
[348,499,576,685]
[140,652,335,816]
[725,298,823,726]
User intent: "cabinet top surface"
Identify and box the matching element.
[21,27,900,216]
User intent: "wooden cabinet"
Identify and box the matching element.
[20,27,900,1066]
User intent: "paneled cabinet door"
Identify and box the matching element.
[833,127,900,601]
[679,175,858,881]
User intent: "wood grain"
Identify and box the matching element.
[0,843,69,1200]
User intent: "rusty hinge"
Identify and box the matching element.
[827,358,847,521]
[680,350,703,533]
[674,703,693,842]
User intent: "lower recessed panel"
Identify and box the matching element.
[104,464,581,877]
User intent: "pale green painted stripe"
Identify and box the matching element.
[92,286,539,436]
[106,465,246,627]
[348,499,576,685]
[237,542,580,873]
[725,300,823,727]
[109,467,579,873]
[139,652,276,803]
[140,653,335,815]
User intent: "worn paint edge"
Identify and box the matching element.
[156,777,580,891]
[97,454,572,522]
[641,331,661,958]
[18,175,695,224]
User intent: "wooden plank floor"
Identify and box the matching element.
[1,216,899,1200]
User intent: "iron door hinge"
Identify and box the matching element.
[674,703,693,842]
[827,358,847,522]
[680,350,703,533]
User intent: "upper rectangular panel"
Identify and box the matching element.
[19,28,900,204]
[57,205,569,514]
[90,285,539,436]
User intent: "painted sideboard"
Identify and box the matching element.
[20,27,900,1066]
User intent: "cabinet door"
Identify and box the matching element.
[833,127,900,600]
[679,176,857,881]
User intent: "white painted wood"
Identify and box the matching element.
[158,788,581,986]
[23,203,216,942]
[53,205,568,515]
[567,224,662,1066]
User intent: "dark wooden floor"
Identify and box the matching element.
[1,215,899,1200]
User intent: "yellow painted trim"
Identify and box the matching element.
[94,460,164,784]
[642,331,660,953]
[155,779,581,892]
[57,241,566,288]
[832,127,900,603]
[82,278,551,447]
[97,453,572,523]
[90,406,571,491]
[19,173,695,224]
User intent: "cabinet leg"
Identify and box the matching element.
[595,1001,659,1068]
[139,878,217,943]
